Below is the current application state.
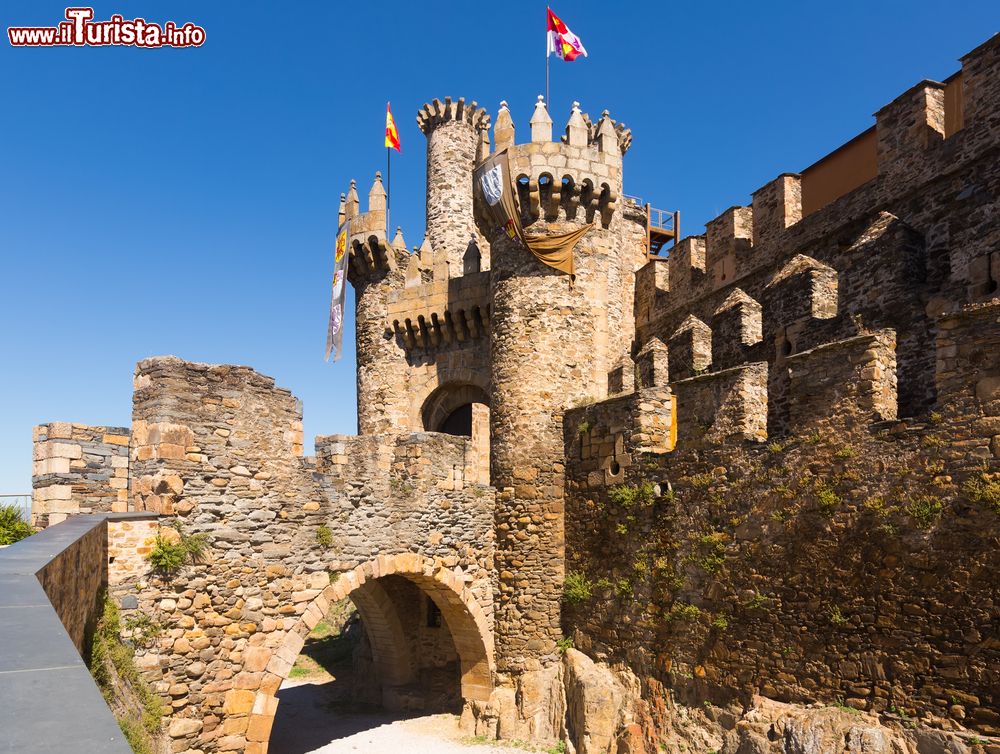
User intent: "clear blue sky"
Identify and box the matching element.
[1,1,997,493]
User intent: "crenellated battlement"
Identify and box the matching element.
[637,37,1000,327]
[416,96,491,139]
[386,271,491,353]
[624,33,1000,450]
[481,97,631,230]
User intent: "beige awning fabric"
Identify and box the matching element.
[474,150,591,277]
[524,224,591,276]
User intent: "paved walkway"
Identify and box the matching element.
[268,680,535,754]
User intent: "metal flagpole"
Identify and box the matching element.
[545,6,550,105]
[546,52,550,105]
[386,146,390,235]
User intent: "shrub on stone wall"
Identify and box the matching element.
[147,524,208,576]
[563,571,594,605]
[88,594,163,754]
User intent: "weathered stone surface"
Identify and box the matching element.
[563,649,625,754]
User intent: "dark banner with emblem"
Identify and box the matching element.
[473,150,589,277]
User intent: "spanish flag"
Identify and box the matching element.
[385,102,401,152]
[547,7,587,62]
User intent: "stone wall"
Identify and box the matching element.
[0,513,161,753]
[35,512,107,651]
[108,514,159,585]
[112,356,497,754]
[32,422,129,526]
[563,303,1000,746]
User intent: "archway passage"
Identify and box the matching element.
[261,555,494,752]
[421,383,490,485]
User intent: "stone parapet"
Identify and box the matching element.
[386,270,490,352]
[670,361,768,444]
[32,422,130,526]
[786,330,898,431]
[564,386,675,493]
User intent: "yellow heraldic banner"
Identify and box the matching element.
[325,219,351,361]
[473,150,591,277]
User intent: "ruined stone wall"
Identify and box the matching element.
[32,422,129,526]
[106,356,497,753]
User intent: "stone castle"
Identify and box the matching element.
[18,33,1000,754]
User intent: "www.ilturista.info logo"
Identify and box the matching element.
[8,7,205,48]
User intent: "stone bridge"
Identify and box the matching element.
[30,355,499,753]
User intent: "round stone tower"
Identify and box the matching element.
[481,99,647,674]
[417,97,491,274]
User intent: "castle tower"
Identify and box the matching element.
[418,97,491,274]
[346,174,410,435]
[347,101,494,443]
[481,99,647,674]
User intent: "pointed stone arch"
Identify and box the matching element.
[245,554,495,748]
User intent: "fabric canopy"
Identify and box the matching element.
[473,149,591,277]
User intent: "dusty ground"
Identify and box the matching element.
[270,606,547,754]
[268,679,543,754]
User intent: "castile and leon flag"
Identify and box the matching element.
[547,7,587,62]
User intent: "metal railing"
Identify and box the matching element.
[0,494,32,523]
[649,206,678,234]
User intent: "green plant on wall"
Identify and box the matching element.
[667,601,701,622]
[315,525,333,548]
[608,481,656,509]
[815,480,841,515]
[964,474,1000,513]
[906,495,943,529]
[694,531,727,574]
[563,571,593,605]
[828,605,850,626]
[147,523,208,576]
[88,594,162,754]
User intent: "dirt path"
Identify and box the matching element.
[269,680,540,754]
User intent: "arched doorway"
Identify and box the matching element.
[421,383,490,485]
[260,555,494,751]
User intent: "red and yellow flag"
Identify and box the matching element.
[547,7,587,62]
[385,102,401,152]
